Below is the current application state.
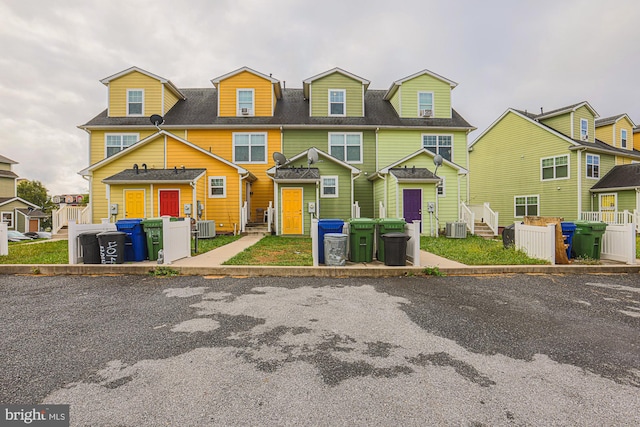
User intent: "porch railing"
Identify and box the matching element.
[240,201,248,234]
[352,201,361,218]
[580,210,638,232]
[52,205,90,234]
[459,202,475,235]
[482,202,499,235]
[267,201,275,233]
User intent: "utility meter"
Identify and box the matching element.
[109,203,119,215]
[427,202,435,213]
[184,203,192,215]
[308,202,316,213]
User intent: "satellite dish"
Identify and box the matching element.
[307,148,319,165]
[150,114,164,127]
[433,154,443,176]
[273,152,288,167]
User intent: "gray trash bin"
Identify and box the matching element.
[324,233,348,266]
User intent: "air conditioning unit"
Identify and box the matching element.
[446,222,467,238]
[582,133,589,141]
[196,220,216,238]
[420,109,433,118]
[241,108,251,115]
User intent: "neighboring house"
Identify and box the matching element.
[595,114,637,164]
[0,155,47,232]
[590,163,640,216]
[469,102,640,228]
[79,66,475,235]
[634,126,640,151]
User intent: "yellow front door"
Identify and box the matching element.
[125,190,145,218]
[599,194,616,223]
[282,188,303,235]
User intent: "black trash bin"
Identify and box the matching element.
[79,231,101,264]
[502,224,516,248]
[381,232,411,266]
[97,231,126,264]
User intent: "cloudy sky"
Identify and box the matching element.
[0,0,638,195]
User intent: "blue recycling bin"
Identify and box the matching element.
[561,221,577,259]
[318,219,345,264]
[116,219,148,262]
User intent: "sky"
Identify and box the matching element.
[0,0,638,195]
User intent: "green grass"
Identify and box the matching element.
[421,235,550,265]
[0,240,69,264]
[637,236,640,259]
[223,236,313,266]
[192,234,243,254]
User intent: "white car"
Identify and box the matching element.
[7,230,33,242]
[24,231,52,239]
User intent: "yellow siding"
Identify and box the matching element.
[635,130,640,151]
[164,87,180,114]
[0,163,11,171]
[90,138,166,222]
[108,71,163,117]
[595,123,614,146]
[89,129,156,166]
[217,71,274,117]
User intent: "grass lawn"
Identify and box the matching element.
[421,235,550,265]
[224,236,313,266]
[192,234,243,254]
[0,240,69,264]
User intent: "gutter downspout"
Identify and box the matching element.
[577,147,586,218]
[375,128,379,171]
[239,172,252,235]
[351,172,362,217]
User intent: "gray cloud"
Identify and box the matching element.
[0,0,638,195]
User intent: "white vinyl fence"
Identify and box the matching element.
[68,221,117,264]
[601,223,636,265]
[0,222,8,256]
[514,223,556,264]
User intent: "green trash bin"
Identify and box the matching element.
[572,221,607,260]
[141,218,164,261]
[376,218,406,262]
[349,218,375,262]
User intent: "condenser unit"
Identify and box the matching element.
[196,220,216,238]
[446,222,467,238]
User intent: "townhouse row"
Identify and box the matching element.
[78,66,640,236]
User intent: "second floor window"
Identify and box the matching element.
[237,89,254,115]
[418,92,433,116]
[586,154,600,178]
[329,133,362,163]
[106,134,138,157]
[580,119,588,140]
[422,135,452,161]
[233,133,266,163]
[127,89,143,116]
[621,129,628,148]
[541,155,569,180]
[329,90,345,116]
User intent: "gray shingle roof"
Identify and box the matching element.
[595,114,627,127]
[0,170,18,179]
[16,208,47,218]
[274,167,320,181]
[82,88,474,130]
[591,163,640,190]
[103,168,206,183]
[390,167,439,180]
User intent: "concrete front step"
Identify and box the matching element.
[473,223,497,239]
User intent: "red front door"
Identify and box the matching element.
[159,190,180,217]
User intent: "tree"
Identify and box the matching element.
[17,180,56,229]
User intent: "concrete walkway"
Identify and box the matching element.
[171,234,265,267]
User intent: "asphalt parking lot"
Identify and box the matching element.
[1,273,639,426]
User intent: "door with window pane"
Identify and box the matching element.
[599,194,616,223]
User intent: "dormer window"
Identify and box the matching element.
[580,118,588,140]
[621,129,628,148]
[237,89,254,116]
[329,89,345,116]
[418,92,434,117]
[127,89,144,116]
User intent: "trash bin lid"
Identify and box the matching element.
[97,231,126,236]
[324,233,348,239]
[382,232,411,240]
[78,231,101,236]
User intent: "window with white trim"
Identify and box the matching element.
[208,176,226,198]
[422,135,452,161]
[105,134,139,157]
[514,195,539,217]
[586,154,600,179]
[418,92,434,116]
[233,133,267,163]
[237,89,254,116]
[321,176,338,198]
[541,155,568,180]
[329,132,362,163]
[329,89,345,116]
[437,177,445,197]
[621,129,628,148]
[1,211,14,228]
[127,89,144,116]
[580,118,588,140]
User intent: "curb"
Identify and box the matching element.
[1,264,639,277]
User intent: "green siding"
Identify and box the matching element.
[377,129,469,170]
[469,111,580,226]
[616,190,637,211]
[573,106,595,142]
[0,177,16,198]
[282,129,375,217]
[389,91,400,116]
[540,114,571,137]
[372,178,384,218]
[309,74,364,117]
[317,159,353,220]
[277,183,316,235]
[398,74,451,119]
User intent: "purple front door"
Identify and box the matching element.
[403,189,422,227]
